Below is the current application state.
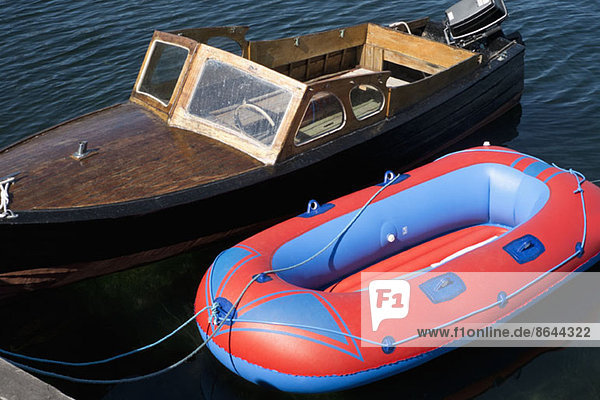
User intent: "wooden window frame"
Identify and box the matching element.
[170,44,307,165]
[130,31,198,120]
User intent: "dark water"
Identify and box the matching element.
[1,0,599,399]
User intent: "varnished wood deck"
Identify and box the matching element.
[0,103,262,210]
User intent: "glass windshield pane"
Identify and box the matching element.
[138,41,189,105]
[188,59,293,147]
[295,92,344,145]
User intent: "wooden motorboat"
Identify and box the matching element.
[0,1,524,297]
[194,146,600,392]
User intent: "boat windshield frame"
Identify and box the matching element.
[131,31,197,117]
[170,45,307,165]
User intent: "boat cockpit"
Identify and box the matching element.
[130,22,480,164]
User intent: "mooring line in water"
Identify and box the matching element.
[5,266,260,385]
[0,306,209,367]
[2,170,405,384]
[3,302,240,384]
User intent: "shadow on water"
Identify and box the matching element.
[447,104,522,153]
[0,235,241,400]
[0,106,549,400]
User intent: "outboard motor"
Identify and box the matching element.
[444,0,508,46]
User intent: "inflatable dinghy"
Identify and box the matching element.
[195,146,600,392]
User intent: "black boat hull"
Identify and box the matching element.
[0,37,524,297]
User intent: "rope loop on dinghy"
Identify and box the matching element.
[209,302,221,325]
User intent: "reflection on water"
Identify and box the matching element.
[0,238,234,400]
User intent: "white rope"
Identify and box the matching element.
[388,21,412,35]
[0,176,16,219]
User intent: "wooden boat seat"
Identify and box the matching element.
[385,76,410,88]
[337,68,409,88]
[308,67,409,88]
[325,224,508,293]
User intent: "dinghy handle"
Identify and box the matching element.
[377,171,409,187]
[299,199,335,218]
[503,234,545,264]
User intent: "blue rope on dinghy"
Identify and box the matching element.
[0,155,592,383]
[0,171,405,383]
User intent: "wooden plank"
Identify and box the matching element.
[366,23,474,68]
[306,54,326,81]
[289,60,306,81]
[325,51,341,75]
[0,103,263,210]
[339,48,347,71]
[360,44,374,69]
[373,46,384,71]
[386,54,484,116]
[263,46,360,81]
[383,49,446,75]
[341,46,359,71]
[250,24,367,68]
[322,52,330,75]
[130,31,198,116]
